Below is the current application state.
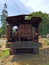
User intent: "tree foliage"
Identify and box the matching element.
[28,11,49,35]
[1,3,8,35]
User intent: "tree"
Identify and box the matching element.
[28,11,49,35]
[1,3,8,35]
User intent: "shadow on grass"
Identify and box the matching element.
[11,53,49,65]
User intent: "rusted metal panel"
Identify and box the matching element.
[6,15,42,54]
[6,15,42,26]
[6,24,12,41]
[10,41,42,48]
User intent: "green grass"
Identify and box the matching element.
[43,38,49,45]
[0,49,10,58]
[42,62,49,65]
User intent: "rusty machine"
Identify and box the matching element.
[6,15,42,54]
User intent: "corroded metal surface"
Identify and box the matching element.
[6,15,42,54]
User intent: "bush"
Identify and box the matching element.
[0,44,2,48]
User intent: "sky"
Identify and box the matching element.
[0,0,49,27]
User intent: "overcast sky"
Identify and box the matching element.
[0,0,49,27]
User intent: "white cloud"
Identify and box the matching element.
[20,0,42,9]
[20,0,49,13]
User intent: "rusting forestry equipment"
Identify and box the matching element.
[6,14,42,54]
